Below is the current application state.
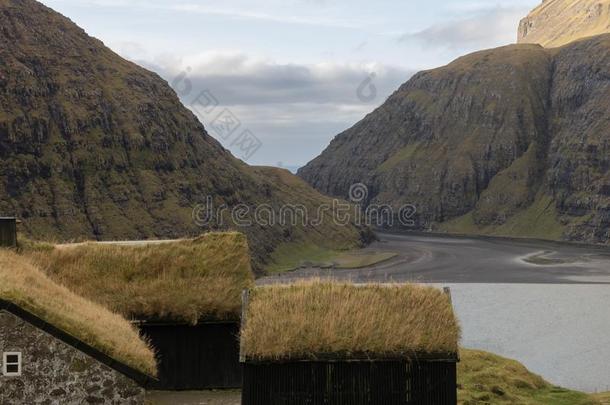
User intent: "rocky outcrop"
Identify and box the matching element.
[0,0,368,270]
[299,36,610,244]
[518,0,610,48]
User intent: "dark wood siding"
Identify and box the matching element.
[407,360,457,404]
[0,218,17,248]
[242,359,457,405]
[140,322,241,390]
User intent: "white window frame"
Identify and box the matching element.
[2,352,22,377]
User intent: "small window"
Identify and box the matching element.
[3,352,22,376]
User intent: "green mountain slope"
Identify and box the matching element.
[0,0,369,270]
[299,36,610,244]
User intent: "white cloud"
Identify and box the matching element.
[400,6,530,50]
[140,51,413,106]
[125,51,414,165]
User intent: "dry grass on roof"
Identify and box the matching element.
[29,232,254,324]
[0,249,157,376]
[241,281,460,361]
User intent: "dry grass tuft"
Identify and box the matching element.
[0,249,157,376]
[29,232,254,324]
[241,281,460,361]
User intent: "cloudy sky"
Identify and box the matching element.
[41,0,539,168]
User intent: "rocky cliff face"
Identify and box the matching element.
[0,0,368,269]
[519,0,610,48]
[299,36,610,244]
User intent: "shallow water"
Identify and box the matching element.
[264,232,610,284]
[443,283,610,393]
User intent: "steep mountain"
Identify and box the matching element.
[519,0,610,48]
[299,36,610,244]
[0,0,369,270]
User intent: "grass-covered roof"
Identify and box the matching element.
[0,249,157,376]
[29,232,254,324]
[241,281,460,361]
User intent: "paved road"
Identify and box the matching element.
[262,232,610,284]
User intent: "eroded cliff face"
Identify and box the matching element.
[518,0,610,48]
[0,0,368,269]
[299,36,610,243]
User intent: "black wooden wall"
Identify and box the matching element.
[0,218,17,248]
[139,322,242,390]
[242,359,457,405]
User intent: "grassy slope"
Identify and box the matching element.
[266,243,396,273]
[302,36,610,247]
[459,349,599,405]
[0,1,368,274]
[0,249,156,376]
[439,193,570,241]
[593,393,610,404]
[519,0,610,48]
[255,167,371,273]
[266,243,342,273]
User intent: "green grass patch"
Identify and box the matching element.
[16,234,55,252]
[440,212,480,234]
[265,243,397,273]
[439,194,567,241]
[492,194,565,240]
[459,349,598,404]
[266,243,340,273]
[377,143,422,172]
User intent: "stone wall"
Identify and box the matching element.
[0,310,144,404]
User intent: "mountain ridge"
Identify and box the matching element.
[299,35,610,244]
[519,0,610,48]
[0,0,369,270]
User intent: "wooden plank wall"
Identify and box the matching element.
[140,322,242,390]
[242,359,457,405]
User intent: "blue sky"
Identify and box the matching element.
[41,0,540,168]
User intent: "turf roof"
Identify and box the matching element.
[30,232,254,324]
[0,249,157,376]
[241,281,460,361]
